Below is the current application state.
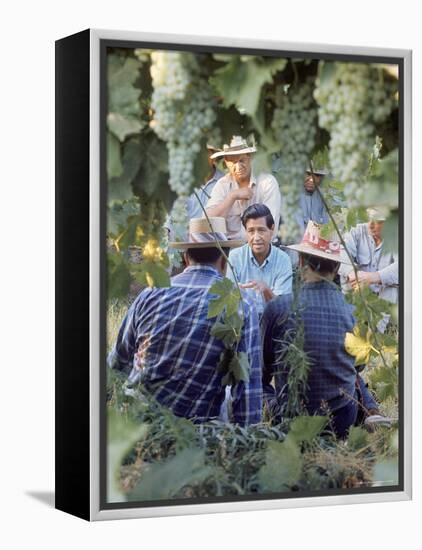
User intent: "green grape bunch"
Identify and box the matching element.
[271,78,318,242]
[314,63,396,204]
[150,51,216,196]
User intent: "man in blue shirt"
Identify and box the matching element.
[261,221,386,438]
[109,217,263,426]
[186,144,225,220]
[227,204,292,317]
[296,168,329,235]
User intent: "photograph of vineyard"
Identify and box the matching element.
[105,46,400,504]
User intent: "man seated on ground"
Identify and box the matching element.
[227,203,292,317]
[206,136,281,241]
[297,167,329,235]
[108,217,262,426]
[261,221,389,438]
[340,206,398,305]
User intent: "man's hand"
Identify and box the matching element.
[232,187,254,201]
[348,270,381,288]
[239,280,274,302]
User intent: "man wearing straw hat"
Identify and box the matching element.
[108,217,263,426]
[206,136,281,241]
[340,206,398,305]
[261,221,388,437]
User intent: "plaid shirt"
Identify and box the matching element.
[261,281,356,414]
[109,265,262,425]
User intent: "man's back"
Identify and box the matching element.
[110,265,262,425]
[262,281,356,414]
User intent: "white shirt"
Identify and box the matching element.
[205,172,281,240]
[339,223,398,304]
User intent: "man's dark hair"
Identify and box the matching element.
[301,252,339,275]
[185,246,230,264]
[241,203,274,229]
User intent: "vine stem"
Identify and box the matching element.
[192,189,247,352]
[308,160,388,370]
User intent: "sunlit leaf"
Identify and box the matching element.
[345,326,374,366]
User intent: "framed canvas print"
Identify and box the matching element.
[55,28,412,521]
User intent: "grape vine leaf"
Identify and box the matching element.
[107,409,148,503]
[368,365,398,401]
[107,112,144,142]
[107,132,123,180]
[210,57,287,117]
[129,448,212,501]
[133,261,170,288]
[207,278,240,319]
[228,352,250,384]
[108,55,142,117]
[107,253,132,300]
[287,415,327,444]
[258,438,302,492]
[344,326,374,366]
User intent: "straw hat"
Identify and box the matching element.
[210,136,257,160]
[305,167,328,176]
[288,221,351,264]
[168,217,244,249]
[366,206,388,222]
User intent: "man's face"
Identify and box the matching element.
[368,220,384,241]
[304,172,322,193]
[224,154,252,181]
[245,217,274,256]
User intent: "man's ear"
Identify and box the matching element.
[184,251,191,266]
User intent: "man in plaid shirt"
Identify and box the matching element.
[261,221,385,437]
[109,217,262,426]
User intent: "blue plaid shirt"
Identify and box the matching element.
[109,265,262,425]
[261,281,356,414]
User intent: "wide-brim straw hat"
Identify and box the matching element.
[366,206,388,221]
[168,217,244,249]
[305,167,328,176]
[210,135,257,159]
[288,221,351,265]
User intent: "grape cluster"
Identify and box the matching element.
[314,63,396,203]
[150,51,216,196]
[271,79,318,242]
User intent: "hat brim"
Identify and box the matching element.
[210,146,257,160]
[287,243,351,265]
[305,169,328,176]
[169,239,244,250]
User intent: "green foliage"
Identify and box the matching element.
[107,408,148,502]
[368,363,398,401]
[211,56,287,117]
[347,426,370,451]
[288,416,328,444]
[129,448,213,502]
[132,260,170,288]
[107,253,132,300]
[208,278,241,319]
[107,132,123,180]
[258,438,302,492]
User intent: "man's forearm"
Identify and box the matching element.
[206,193,236,218]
